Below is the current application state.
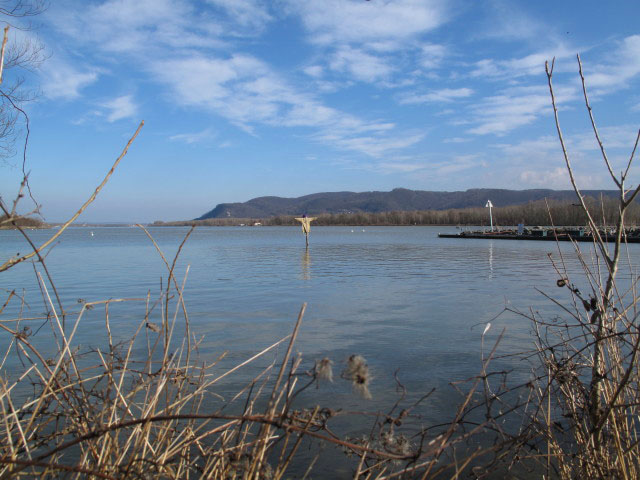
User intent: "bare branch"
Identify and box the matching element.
[0,25,9,85]
[577,54,621,189]
[545,58,611,266]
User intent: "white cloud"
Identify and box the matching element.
[155,53,417,157]
[54,0,423,158]
[470,35,640,101]
[493,135,560,157]
[567,125,640,156]
[433,155,484,175]
[477,0,546,42]
[519,167,571,188]
[206,0,272,29]
[329,46,393,82]
[496,126,639,162]
[470,46,573,79]
[169,128,216,144]
[490,126,640,190]
[303,65,323,78]
[41,59,98,99]
[584,35,640,93]
[289,0,448,47]
[375,153,483,176]
[100,95,138,122]
[419,43,447,69]
[286,0,449,85]
[400,87,473,104]
[50,0,226,53]
[376,161,427,173]
[318,132,425,158]
[468,84,577,136]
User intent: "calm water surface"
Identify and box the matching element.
[2,226,637,426]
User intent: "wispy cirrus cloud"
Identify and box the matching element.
[49,0,226,54]
[496,125,639,160]
[303,65,323,78]
[329,46,394,82]
[566,124,640,156]
[399,87,473,104]
[289,0,449,47]
[434,154,485,175]
[205,0,272,30]
[375,160,428,173]
[287,0,450,84]
[49,1,423,159]
[582,35,640,93]
[155,53,421,157]
[99,95,138,122]
[169,128,217,144]
[470,46,573,79]
[492,135,560,157]
[491,125,640,189]
[419,43,447,69]
[467,84,577,136]
[517,165,600,190]
[375,153,485,176]
[444,137,472,144]
[41,58,98,100]
[318,131,425,158]
[475,0,547,42]
[518,167,573,188]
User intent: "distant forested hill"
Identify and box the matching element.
[197,188,618,220]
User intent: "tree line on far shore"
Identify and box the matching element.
[0,215,47,229]
[155,196,640,228]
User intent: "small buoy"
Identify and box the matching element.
[351,229,354,233]
[362,229,365,232]
[90,231,94,237]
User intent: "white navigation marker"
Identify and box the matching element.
[485,200,494,232]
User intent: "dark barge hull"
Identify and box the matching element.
[438,232,640,243]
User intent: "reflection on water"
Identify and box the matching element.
[488,241,494,279]
[301,246,311,280]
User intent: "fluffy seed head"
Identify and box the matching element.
[315,357,333,382]
[343,354,372,399]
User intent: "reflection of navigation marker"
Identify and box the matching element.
[295,216,317,246]
[485,200,494,232]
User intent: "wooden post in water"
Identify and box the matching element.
[295,216,316,246]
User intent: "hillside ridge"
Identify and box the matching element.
[197,187,616,220]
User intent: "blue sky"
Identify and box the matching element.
[1,0,639,222]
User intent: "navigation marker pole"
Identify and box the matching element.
[485,200,494,232]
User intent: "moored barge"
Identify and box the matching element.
[438,226,640,243]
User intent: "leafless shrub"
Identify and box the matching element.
[504,56,640,479]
